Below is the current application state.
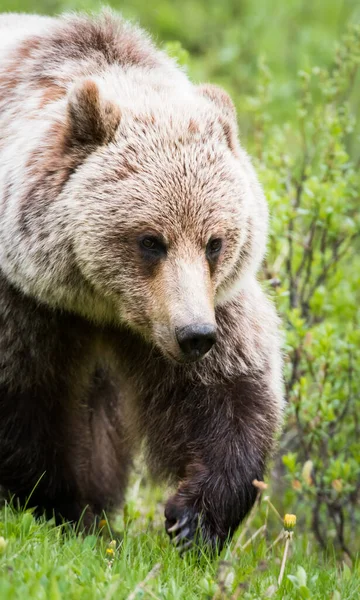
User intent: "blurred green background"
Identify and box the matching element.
[2,0,360,146]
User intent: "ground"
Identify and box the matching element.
[0,473,359,600]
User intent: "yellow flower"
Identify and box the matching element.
[0,537,8,552]
[105,540,117,558]
[284,514,297,531]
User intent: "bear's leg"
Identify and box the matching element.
[0,383,89,524]
[136,284,282,553]
[0,362,131,529]
[141,371,279,552]
[0,373,131,528]
[0,279,130,527]
[165,377,276,552]
[74,367,132,526]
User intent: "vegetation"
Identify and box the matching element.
[258,23,360,558]
[1,0,359,597]
[1,479,359,599]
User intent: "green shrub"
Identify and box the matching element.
[250,24,360,556]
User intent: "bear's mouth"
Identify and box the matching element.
[163,348,212,365]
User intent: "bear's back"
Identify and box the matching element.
[0,10,192,139]
[0,14,55,56]
[0,11,181,99]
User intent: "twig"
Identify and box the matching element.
[312,493,326,549]
[295,207,320,279]
[263,496,283,524]
[212,560,233,600]
[232,491,262,554]
[240,525,266,551]
[266,530,285,553]
[104,581,122,600]
[232,481,268,554]
[126,563,162,600]
[278,532,292,586]
[142,586,162,600]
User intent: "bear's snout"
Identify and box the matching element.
[175,323,217,361]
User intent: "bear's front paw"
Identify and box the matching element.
[164,495,220,554]
[165,499,199,553]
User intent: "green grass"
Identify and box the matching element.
[1,477,359,599]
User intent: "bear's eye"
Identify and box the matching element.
[138,235,167,258]
[206,238,223,260]
[142,237,156,249]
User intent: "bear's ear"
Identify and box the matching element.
[198,84,237,122]
[67,79,121,147]
[197,84,239,155]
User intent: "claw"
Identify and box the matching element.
[172,526,190,545]
[178,540,193,554]
[167,521,179,534]
[167,514,188,533]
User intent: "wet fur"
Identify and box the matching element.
[0,11,283,549]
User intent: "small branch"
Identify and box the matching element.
[142,586,162,600]
[263,496,284,524]
[240,525,267,551]
[232,490,262,554]
[266,530,285,553]
[286,346,302,398]
[329,348,354,437]
[312,495,326,549]
[298,238,315,313]
[328,503,353,559]
[212,559,233,599]
[295,207,319,279]
[278,532,292,586]
[232,480,268,555]
[126,563,162,600]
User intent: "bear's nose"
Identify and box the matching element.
[175,323,217,361]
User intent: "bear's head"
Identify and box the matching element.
[65,77,268,363]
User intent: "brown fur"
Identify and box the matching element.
[0,11,283,552]
[39,85,66,108]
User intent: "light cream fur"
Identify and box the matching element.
[0,10,280,397]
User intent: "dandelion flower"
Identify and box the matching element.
[284,514,297,531]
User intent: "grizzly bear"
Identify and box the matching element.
[0,11,283,552]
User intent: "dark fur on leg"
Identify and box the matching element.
[133,295,282,553]
[162,378,274,552]
[0,276,131,526]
